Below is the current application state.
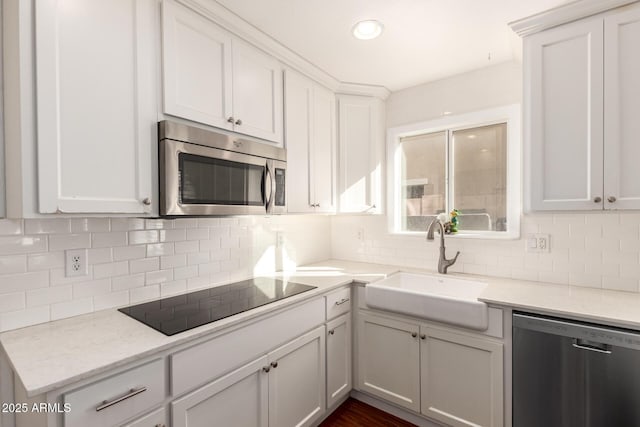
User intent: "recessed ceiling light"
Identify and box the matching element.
[468,134,477,139]
[443,111,452,116]
[352,20,384,40]
[480,148,489,153]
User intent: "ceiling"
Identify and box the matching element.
[215,0,572,92]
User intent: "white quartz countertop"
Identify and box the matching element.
[3,258,640,397]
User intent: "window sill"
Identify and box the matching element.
[391,230,520,241]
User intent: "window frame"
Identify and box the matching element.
[386,104,521,239]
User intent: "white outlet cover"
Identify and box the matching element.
[65,249,88,277]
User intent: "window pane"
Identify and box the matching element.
[452,123,507,231]
[399,131,446,231]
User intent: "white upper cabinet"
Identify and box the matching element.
[604,6,640,210]
[162,0,233,131]
[337,95,384,214]
[525,3,640,211]
[162,0,283,145]
[35,0,157,214]
[285,70,336,213]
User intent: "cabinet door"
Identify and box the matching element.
[35,0,156,213]
[604,5,640,210]
[284,70,314,213]
[356,312,420,411]
[268,326,326,427]
[337,95,384,213]
[526,19,604,211]
[420,327,503,427]
[171,356,268,427]
[312,85,337,213]
[326,313,351,408]
[232,39,284,144]
[162,0,233,131]
[123,407,166,427]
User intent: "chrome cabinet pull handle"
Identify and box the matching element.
[334,298,350,306]
[608,196,617,203]
[572,339,612,354]
[420,334,426,340]
[227,116,235,123]
[593,196,602,203]
[142,197,151,206]
[270,361,278,368]
[262,366,271,373]
[411,332,417,338]
[235,119,243,125]
[328,329,335,335]
[96,386,147,412]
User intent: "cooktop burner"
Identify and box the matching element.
[118,278,316,336]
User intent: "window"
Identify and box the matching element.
[388,105,520,239]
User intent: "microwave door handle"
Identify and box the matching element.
[264,164,273,211]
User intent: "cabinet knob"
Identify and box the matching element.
[235,119,243,125]
[328,329,335,335]
[593,196,602,203]
[142,197,151,206]
[608,196,617,203]
[227,116,235,123]
[411,332,417,338]
[270,361,278,368]
[262,366,270,373]
[420,334,426,340]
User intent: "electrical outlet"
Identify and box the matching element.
[65,249,88,277]
[525,234,550,253]
[356,228,365,241]
[275,231,284,248]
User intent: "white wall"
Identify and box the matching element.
[0,215,331,332]
[386,61,521,128]
[332,60,640,293]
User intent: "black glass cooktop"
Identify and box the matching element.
[118,278,316,336]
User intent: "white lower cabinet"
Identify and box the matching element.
[172,325,325,427]
[356,312,421,411]
[268,326,326,427]
[420,326,503,427]
[123,407,166,427]
[171,356,269,427]
[357,311,504,426]
[326,313,352,407]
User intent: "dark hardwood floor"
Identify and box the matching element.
[319,398,417,427]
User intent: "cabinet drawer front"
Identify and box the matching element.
[63,359,165,427]
[122,407,166,427]
[171,297,324,396]
[326,287,351,320]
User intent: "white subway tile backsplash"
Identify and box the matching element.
[110,218,145,231]
[50,267,93,286]
[0,255,28,274]
[0,292,25,313]
[25,219,71,235]
[113,245,146,261]
[0,236,47,255]
[128,230,159,245]
[51,298,93,321]
[174,265,198,280]
[161,280,187,297]
[146,243,174,257]
[145,219,172,230]
[175,240,199,254]
[112,274,145,291]
[130,257,159,274]
[188,252,210,265]
[186,228,209,241]
[92,232,127,248]
[172,218,198,228]
[160,229,186,242]
[73,279,112,298]
[87,248,113,265]
[0,271,49,293]
[146,269,173,285]
[27,252,63,271]
[94,291,129,311]
[49,234,91,251]
[130,285,160,304]
[27,285,72,307]
[0,219,23,235]
[93,261,129,279]
[220,236,240,249]
[0,306,50,332]
[160,254,186,269]
[70,218,110,233]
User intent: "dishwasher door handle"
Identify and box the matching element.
[572,338,612,354]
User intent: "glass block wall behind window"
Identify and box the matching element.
[399,131,446,231]
[452,123,507,231]
[398,123,507,233]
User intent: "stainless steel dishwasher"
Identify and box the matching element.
[513,312,640,427]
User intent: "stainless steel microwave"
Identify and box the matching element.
[159,121,286,216]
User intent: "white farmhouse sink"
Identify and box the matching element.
[365,272,489,330]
